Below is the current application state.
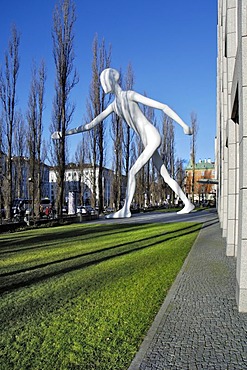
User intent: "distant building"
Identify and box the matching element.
[185,158,216,204]
[0,153,49,202]
[49,163,124,209]
[0,150,126,213]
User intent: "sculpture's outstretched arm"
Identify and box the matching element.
[51,103,114,139]
[129,91,193,135]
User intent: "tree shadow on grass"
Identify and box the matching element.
[0,216,219,255]
[1,222,203,277]
[0,223,154,254]
[0,220,219,294]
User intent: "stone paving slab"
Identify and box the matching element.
[128,214,247,370]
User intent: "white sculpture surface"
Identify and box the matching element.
[52,68,195,218]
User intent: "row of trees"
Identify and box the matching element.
[0,1,78,220]
[0,0,197,220]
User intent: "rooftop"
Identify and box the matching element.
[186,158,215,170]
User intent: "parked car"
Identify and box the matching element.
[77,206,87,214]
[40,198,51,208]
[77,205,96,215]
[103,207,114,215]
[12,198,32,221]
[39,198,52,218]
[62,205,68,214]
[1,208,6,219]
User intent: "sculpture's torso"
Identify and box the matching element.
[113,91,159,147]
[113,91,138,133]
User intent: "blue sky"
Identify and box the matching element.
[1,0,217,167]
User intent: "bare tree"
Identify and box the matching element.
[122,63,135,177]
[111,70,123,210]
[149,116,159,206]
[27,61,46,216]
[87,34,111,213]
[0,25,20,219]
[174,158,186,206]
[190,111,198,203]
[175,158,186,189]
[36,62,46,210]
[50,0,78,217]
[131,134,144,208]
[159,113,175,206]
[136,95,155,208]
[12,111,27,199]
[0,114,4,222]
[144,105,155,199]
[86,100,97,207]
[111,113,124,210]
[75,137,90,205]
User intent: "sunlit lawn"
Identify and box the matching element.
[0,221,201,369]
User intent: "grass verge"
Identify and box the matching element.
[0,221,201,369]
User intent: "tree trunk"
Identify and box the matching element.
[50,0,78,218]
[0,25,20,220]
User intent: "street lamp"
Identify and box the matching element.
[27,177,33,225]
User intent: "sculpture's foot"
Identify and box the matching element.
[105,209,131,219]
[177,202,195,215]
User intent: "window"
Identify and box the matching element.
[231,86,239,124]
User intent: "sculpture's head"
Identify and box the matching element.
[100,68,120,94]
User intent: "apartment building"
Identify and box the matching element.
[185,158,216,204]
[49,163,121,210]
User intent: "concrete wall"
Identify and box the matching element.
[217,0,247,312]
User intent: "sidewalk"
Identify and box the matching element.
[128,216,247,369]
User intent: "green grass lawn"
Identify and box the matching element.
[0,221,201,370]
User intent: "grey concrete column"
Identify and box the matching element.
[226,1,237,256]
[234,122,239,257]
[217,0,225,227]
[222,55,228,237]
[236,0,247,312]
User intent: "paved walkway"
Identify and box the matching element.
[127,210,247,370]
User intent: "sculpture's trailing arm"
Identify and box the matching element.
[129,91,193,135]
[162,105,193,135]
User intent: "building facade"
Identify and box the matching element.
[0,153,50,206]
[0,151,125,215]
[217,0,247,311]
[49,164,119,210]
[185,159,216,205]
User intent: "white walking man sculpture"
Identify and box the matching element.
[52,68,195,218]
